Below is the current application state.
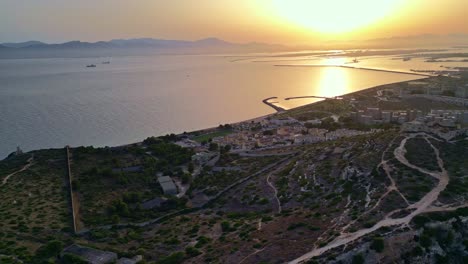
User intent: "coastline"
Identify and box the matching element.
[260,76,429,113]
[1,76,430,159]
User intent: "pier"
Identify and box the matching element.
[262,97,286,112]
[285,95,343,100]
[274,64,432,77]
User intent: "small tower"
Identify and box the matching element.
[16,146,23,155]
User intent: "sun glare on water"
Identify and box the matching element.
[272,0,404,33]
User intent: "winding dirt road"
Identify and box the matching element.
[1,156,34,187]
[288,133,449,264]
[266,173,282,214]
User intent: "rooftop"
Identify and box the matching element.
[61,244,117,264]
[158,176,177,195]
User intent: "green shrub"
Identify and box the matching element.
[185,247,201,257]
[420,234,432,248]
[221,221,231,232]
[61,253,88,264]
[352,254,365,264]
[158,252,185,264]
[35,240,64,259]
[370,237,384,253]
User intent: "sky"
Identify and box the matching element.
[1,0,467,45]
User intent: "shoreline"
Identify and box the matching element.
[1,76,430,159]
[274,64,432,77]
[260,76,429,113]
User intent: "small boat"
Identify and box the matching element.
[102,61,110,64]
[86,64,96,68]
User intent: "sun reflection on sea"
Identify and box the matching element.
[278,66,350,109]
[317,67,348,97]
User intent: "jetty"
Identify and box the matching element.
[285,95,342,100]
[262,97,286,112]
[274,64,432,77]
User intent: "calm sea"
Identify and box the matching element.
[0,54,424,158]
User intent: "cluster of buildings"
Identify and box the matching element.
[292,128,381,144]
[212,122,307,150]
[204,117,380,150]
[403,109,468,133]
[407,94,468,107]
[351,108,424,125]
[405,81,468,99]
[352,107,468,128]
[175,114,384,156]
[421,109,468,127]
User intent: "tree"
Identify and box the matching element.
[61,253,88,264]
[209,142,218,151]
[185,246,201,257]
[143,136,161,145]
[158,252,185,264]
[109,199,129,217]
[221,221,231,232]
[188,162,194,173]
[370,237,385,253]
[352,254,365,264]
[420,234,432,248]
[181,173,192,184]
[35,240,64,260]
[220,144,231,154]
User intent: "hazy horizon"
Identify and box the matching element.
[2,34,468,53]
[2,0,467,46]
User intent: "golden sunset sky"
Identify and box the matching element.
[1,0,467,44]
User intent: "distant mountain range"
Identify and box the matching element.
[0,38,289,59]
[0,37,286,51]
[0,34,467,59]
[1,41,46,48]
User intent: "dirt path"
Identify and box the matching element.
[239,247,267,264]
[394,134,449,212]
[266,172,282,214]
[380,160,411,205]
[1,156,34,187]
[288,133,449,264]
[371,136,411,210]
[341,137,409,232]
[423,202,468,213]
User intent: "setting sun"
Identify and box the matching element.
[272,0,404,33]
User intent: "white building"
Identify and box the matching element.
[158,176,178,195]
